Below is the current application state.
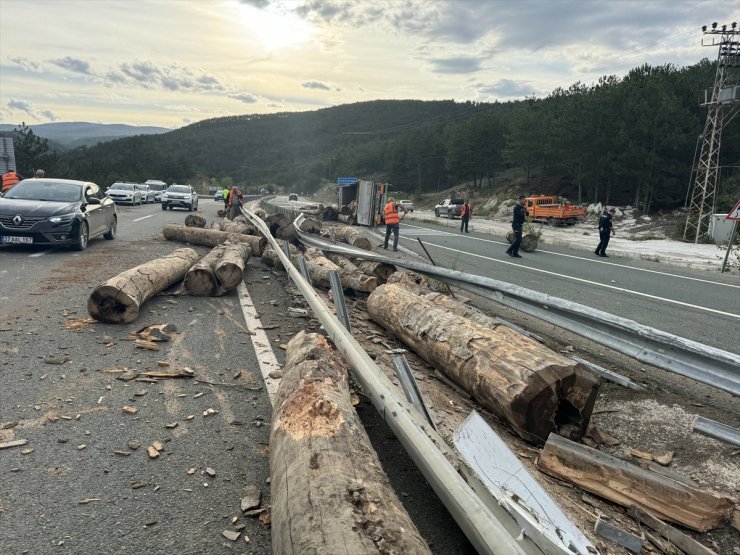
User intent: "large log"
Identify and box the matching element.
[296,216,322,233]
[337,214,355,226]
[184,214,206,228]
[184,243,251,296]
[304,248,378,292]
[367,284,599,443]
[271,332,430,555]
[326,253,363,274]
[261,243,299,271]
[162,224,265,256]
[322,205,339,221]
[88,248,200,324]
[356,260,396,283]
[212,219,256,236]
[331,224,369,249]
[537,433,734,532]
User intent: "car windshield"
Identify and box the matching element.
[3,180,82,202]
[147,183,164,191]
[168,186,189,193]
[110,183,133,190]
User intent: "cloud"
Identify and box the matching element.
[5,99,57,121]
[477,79,536,98]
[8,99,33,112]
[429,57,482,74]
[229,92,259,104]
[238,0,271,7]
[108,60,225,93]
[50,56,93,74]
[9,57,41,72]
[41,109,60,121]
[301,80,331,91]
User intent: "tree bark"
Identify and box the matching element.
[270,331,431,555]
[337,214,355,226]
[537,433,734,532]
[184,214,206,228]
[367,284,599,444]
[355,260,396,283]
[330,225,371,250]
[214,242,251,290]
[296,216,322,233]
[88,248,200,324]
[162,224,266,256]
[212,219,257,236]
[304,248,378,292]
[184,243,251,296]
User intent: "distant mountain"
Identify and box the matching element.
[0,122,171,148]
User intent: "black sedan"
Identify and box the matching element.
[0,178,117,251]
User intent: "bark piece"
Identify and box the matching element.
[355,260,396,283]
[594,515,643,553]
[367,284,598,443]
[184,214,206,228]
[270,332,430,555]
[536,433,734,532]
[88,248,200,324]
[0,439,27,449]
[162,224,265,256]
[629,507,718,555]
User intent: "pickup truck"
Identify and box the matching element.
[525,195,586,226]
[434,198,465,218]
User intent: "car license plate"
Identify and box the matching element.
[1,235,33,244]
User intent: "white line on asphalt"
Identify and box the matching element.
[132,215,154,222]
[237,282,280,406]
[400,222,740,289]
[416,240,740,319]
[29,249,55,258]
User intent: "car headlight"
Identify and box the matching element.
[49,213,76,224]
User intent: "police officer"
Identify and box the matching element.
[506,195,526,258]
[595,208,616,257]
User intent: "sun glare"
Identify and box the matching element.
[237,3,314,52]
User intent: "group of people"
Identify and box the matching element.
[1,169,44,194]
[383,193,616,259]
[223,186,243,220]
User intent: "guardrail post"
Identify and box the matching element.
[328,270,351,333]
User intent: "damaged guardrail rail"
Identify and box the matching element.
[295,227,740,397]
[241,208,534,555]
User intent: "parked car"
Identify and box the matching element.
[434,198,464,218]
[138,184,156,204]
[162,184,199,211]
[0,178,117,251]
[107,182,143,205]
[398,199,414,212]
[288,193,298,201]
[145,180,167,202]
[214,190,224,202]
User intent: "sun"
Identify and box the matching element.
[236,2,314,52]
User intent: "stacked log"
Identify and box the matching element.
[367,284,599,444]
[355,260,396,283]
[322,205,339,221]
[330,225,372,250]
[184,243,251,296]
[184,214,206,228]
[162,224,266,256]
[261,242,300,271]
[265,213,291,238]
[88,248,200,324]
[211,219,257,236]
[270,331,431,554]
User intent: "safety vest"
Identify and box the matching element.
[384,201,399,225]
[228,189,242,207]
[461,204,471,218]
[2,171,20,193]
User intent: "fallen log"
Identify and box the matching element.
[355,260,396,283]
[330,225,371,250]
[88,248,200,324]
[261,243,300,271]
[162,224,265,256]
[184,214,206,228]
[296,216,322,233]
[265,213,291,237]
[304,248,378,292]
[367,284,599,443]
[212,219,256,236]
[270,331,431,555]
[536,433,734,532]
[322,205,339,221]
[184,243,251,296]
[337,214,355,226]
[326,253,363,274]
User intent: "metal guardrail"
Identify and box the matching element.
[294,227,740,396]
[241,207,532,555]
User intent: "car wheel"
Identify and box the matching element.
[435,209,439,217]
[73,221,89,251]
[104,217,117,240]
[161,203,167,211]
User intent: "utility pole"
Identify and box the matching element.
[684,22,739,243]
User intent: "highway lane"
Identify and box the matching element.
[388,220,740,355]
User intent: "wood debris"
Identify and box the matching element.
[0,439,28,450]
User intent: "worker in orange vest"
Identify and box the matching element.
[2,170,23,193]
[383,196,408,252]
[227,186,243,220]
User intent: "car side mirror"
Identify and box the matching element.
[87,197,101,205]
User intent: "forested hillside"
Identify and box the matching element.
[12,59,740,212]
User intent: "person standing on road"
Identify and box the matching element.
[460,201,472,233]
[222,186,229,210]
[2,169,23,193]
[227,186,243,220]
[595,208,616,257]
[506,195,526,258]
[383,196,407,252]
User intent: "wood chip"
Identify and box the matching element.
[134,339,160,351]
[165,422,178,429]
[131,481,148,489]
[0,439,28,449]
[203,408,218,417]
[151,441,164,452]
[147,446,160,459]
[20,448,34,455]
[122,406,138,414]
[222,530,241,541]
[187,468,197,475]
[79,498,101,504]
[114,450,131,456]
[140,368,194,379]
[205,467,216,477]
[630,449,653,461]
[653,451,674,466]
[157,360,170,367]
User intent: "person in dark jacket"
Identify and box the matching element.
[460,201,472,233]
[595,208,616,257]
[506,195,526,258]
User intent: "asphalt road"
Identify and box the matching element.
[379,219,740,355]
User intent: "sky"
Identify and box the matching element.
[0,0,738,129]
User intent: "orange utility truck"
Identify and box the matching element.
[525,196,586,226]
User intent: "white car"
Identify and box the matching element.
[399,200,414,212]
[107,182,142,205]
[138,184,156,203]
[161,184,199,211]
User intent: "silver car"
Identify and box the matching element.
[399,200,414,212]
[138,184,156,203]
[107,182,143,205]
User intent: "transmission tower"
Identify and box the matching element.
[684,22,739,243]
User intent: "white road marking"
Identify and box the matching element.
[237,282,280,406]
[401,222,740,289]
[29,249,55,258]
[416,240,740,319]
[132,214,154,222]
